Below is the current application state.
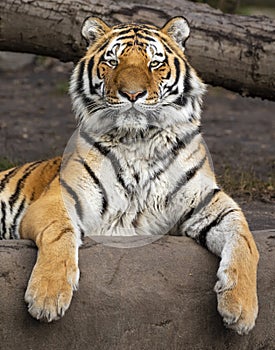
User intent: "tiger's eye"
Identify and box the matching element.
[150,60,160,68]
[108,59,118,67]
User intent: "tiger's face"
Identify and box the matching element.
[70,17,205,133]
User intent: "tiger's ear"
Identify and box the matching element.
[81,17,111,45]
[161,17,190,50]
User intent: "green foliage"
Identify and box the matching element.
[188,0,275,14]
[189,0,239,13]
[54,81,69,95]
[0,157,15,171]
[241,0,275,6]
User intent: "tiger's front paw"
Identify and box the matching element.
[25,258,79,322]
[214,265,258,335]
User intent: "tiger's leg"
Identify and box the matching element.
[184,191,259,335]
[20,178,81,322]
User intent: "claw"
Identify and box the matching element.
[24,261,79,322]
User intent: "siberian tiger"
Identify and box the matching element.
[0,17,259,335]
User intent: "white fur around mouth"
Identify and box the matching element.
[115,108,149,130]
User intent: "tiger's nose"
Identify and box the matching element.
[119,89,147,102]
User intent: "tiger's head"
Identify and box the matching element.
[70,17,206,134]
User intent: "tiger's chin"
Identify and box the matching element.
[82,104,160,136]
[115,107,151,131]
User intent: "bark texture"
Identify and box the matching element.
[0,0,274,100]
[0,231,275,349]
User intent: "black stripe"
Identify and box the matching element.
[30,190,35,201]
[182,207,195,224]
[95,40,109,54]
[173,57,181,88]
[78,225,85,239]
[76,60,85,94]
[143,128,199,174]
[60,178,83,221]
[185,156,206,182]
[194,188,221,214]
[52,158,60,166]
[139,28,158,35]
[115,34,136,41]
[10,198,26,239]
[0,167,19,192]
[173,94,188,107]
[39,161,52,176]
[82,95,102,114]
[80,130,107,154]
[119,45,131,56]
[136,33,157,42]
[77,59,100,114]
[173,64,192,106]
[170,190,221,236]
[8,161,43,210]
[169,207,196,236]
[82,123,199,196]
[87,57,96,95]
[172,128,200,157]
[80,130,128,191]
[176,188,221,236]
[82,160,108,215]
[132,210,142,228]
[163,42,173,54]
[184,64,192,94]
[164,57,181,95]
[94,144,128,191]
[165,156,207,204]
[0,201,7,239]
[197,209,240,247]
[114,26,155,35]
[98,50,107,65]
[145,130,199,186]
[134,181,198,229]
[75,58,105,116]
[114,28,132,36]
[149,32,174,53]
[153,33,173,53]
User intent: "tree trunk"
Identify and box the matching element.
[0,231,274,349]
[0,0,274,100]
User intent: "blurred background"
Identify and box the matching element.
[189,0,275,17]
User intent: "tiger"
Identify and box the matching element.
[0,16,259,335]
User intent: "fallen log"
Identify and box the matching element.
[0,0,275,100]
[0,230,274,349]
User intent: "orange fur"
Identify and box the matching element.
[0,18,259,333]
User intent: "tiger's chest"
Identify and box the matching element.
[83,156,182,237]
[67,129,206,237]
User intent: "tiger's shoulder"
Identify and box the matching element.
[0,157,61,239]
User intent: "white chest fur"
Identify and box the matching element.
[61,125,214,238]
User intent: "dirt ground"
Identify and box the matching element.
[0,58,274,231]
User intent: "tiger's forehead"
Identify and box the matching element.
[106,25,165,58]
[113,23,158,32]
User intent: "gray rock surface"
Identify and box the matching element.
[0,231,274,350]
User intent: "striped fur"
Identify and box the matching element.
[0,17,258,334]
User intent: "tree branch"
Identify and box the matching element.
[0,0,274,100]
